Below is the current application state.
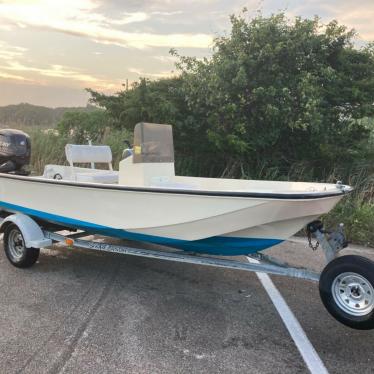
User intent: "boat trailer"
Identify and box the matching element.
[1,213,374,330]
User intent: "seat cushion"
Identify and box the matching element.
[75,171,119,184]
[65,144,113,164]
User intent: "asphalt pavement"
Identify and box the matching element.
[0,236,373,374]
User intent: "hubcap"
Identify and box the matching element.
[332,272,374,317]
[8,229,26,261]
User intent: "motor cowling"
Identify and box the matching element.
[0,129,31,174]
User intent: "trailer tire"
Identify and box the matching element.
[319,255,374,330]
[3,224,40,268]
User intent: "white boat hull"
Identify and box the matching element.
[0,174,345,255]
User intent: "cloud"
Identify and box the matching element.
[0,0,213,49]
[0,40,119,90]
[0,41,27,61]
[0,71,32,82]
[0,41,34,83]
[128,67,176,79]
[153,55,178,64]
[288,0,374,42]
[110,12,149,25]
[326,6,374,41]
[151,11,184,16]
[0,24,12,31]
[1,60,121,90]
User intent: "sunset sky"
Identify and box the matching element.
[0,0,373,107]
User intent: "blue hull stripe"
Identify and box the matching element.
[0,201,283,255]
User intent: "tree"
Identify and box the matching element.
[88,12,374,179]
[175,13,374,177]
[57,110,111,143]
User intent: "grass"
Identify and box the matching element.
[324,200,374,247]
[27,127,132,174]
[322,166,374,247]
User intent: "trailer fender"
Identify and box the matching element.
[0,213,52,248]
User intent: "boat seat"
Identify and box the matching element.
[65,144,118,184]
[74,170,119,184]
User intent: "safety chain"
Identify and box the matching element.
[305,220,323,251]
[307,230,320,251]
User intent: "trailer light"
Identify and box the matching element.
[65,238,74,246]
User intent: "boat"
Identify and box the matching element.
[4,123,374,331]
[0,123,352,256]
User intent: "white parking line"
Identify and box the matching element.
[246,257,329,374]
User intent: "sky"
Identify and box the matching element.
[0,0,373,107]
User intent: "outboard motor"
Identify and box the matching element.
[0,129,30,174]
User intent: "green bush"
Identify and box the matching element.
[29,129,68,174]
[324,200,374,247]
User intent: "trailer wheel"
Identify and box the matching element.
[319,255,374,330]
[3,224,40,268]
